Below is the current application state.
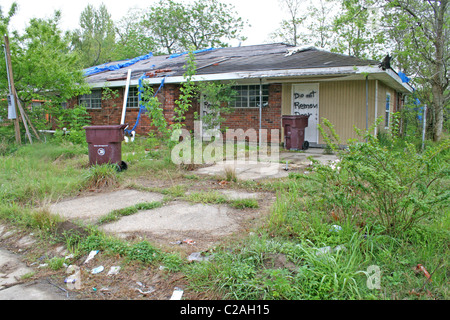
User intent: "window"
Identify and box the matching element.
[232,85,269,108]
[127,86,140,109]
[79,90,102,109]
[385,93,391,128]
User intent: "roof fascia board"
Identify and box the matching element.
[88,65,413,93]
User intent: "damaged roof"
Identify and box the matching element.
[85,43,413,93]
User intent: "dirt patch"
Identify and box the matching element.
[54,221,90,240]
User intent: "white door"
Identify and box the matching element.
[200,94,220,139]
[292,83,319,144]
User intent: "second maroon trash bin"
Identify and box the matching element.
[84,124,128,171]
[282,115,310,151]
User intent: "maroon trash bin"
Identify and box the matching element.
[282,115,310,150]
[84,124,128,171]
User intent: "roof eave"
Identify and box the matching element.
[88,65,414,94]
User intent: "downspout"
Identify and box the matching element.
[259,78,263,147]
[374,80,378,136]
[366,75,369,133]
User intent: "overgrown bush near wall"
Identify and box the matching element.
[52,104,91,145]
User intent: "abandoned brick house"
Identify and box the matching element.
[67,43,414,147]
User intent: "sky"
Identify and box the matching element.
[1,0,287,46]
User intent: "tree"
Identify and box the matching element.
[331,0,385,59]
[69,3,116,68]
[114,8,157,60]
[381,0,449,142]
[142,0,184,54]
[0,2,17,35]
[142,0,248,54]
[178,0,247,50]
[271,0,307,46]
[303,0,336,49]
[0,11,89,115]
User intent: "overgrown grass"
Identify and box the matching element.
[2,132,448,300]
[186,124,449,300]
[83,164,120,189]
[0,142,87,206]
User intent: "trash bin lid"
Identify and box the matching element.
[84,124,128,130]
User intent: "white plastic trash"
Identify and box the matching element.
[170,287,184,300]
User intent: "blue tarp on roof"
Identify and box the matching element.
[83,52,154,76]
[398,72,410,83]
[167,47,216,59]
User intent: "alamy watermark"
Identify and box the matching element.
[365,265,381,290]
[170,121,281,174]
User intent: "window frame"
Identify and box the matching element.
[385,92,391,129]
[127,86,140,109]
[231,85,269,109]
[79,89,102,110]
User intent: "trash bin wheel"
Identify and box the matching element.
[114,161,128,172]
[302,141,310,150]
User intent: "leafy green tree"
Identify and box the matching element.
[142,0,247,54]
[177,0,247,50]
[331,0,385,59]
[69,3,116,68]
[381,0,449,142]
[0,11,88,108]
[0,2,17,35]
[271,0,307,46]
[142,0,184,55]
[114,8,157,60]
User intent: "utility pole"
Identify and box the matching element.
[3,35,33,144]
[3,35,21,144]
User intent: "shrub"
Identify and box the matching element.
[297,119,449,235]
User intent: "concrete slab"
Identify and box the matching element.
[195,161,289,180]
[0,281,67,300]
[0,249,34,290]
[280,149,338,166]
[48,189,165,223]
[100,201,240,239]
[219,190,261,200]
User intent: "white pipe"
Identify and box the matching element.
[422,104,427,151]
[374,80,378,136]
[121,69,132,125]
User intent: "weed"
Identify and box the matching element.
[161,185,187,198]
[98,201,163,224]
[47,257,66,271]
[185,191,228,204]
[229,199,259,209]
[83,164,120,189]
[224,165,237,182]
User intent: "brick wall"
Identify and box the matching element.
[222,83,282,142]
[67,83,282,140]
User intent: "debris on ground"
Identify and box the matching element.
[415,264,432,282]
[171,238,196,246]
[84,250,99,264]
[91,266,104,274]
[65,265,81,290]
[107,266,121,276]
[170,287,184,300]
[188,252,213,262]
[135,281,156,295]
